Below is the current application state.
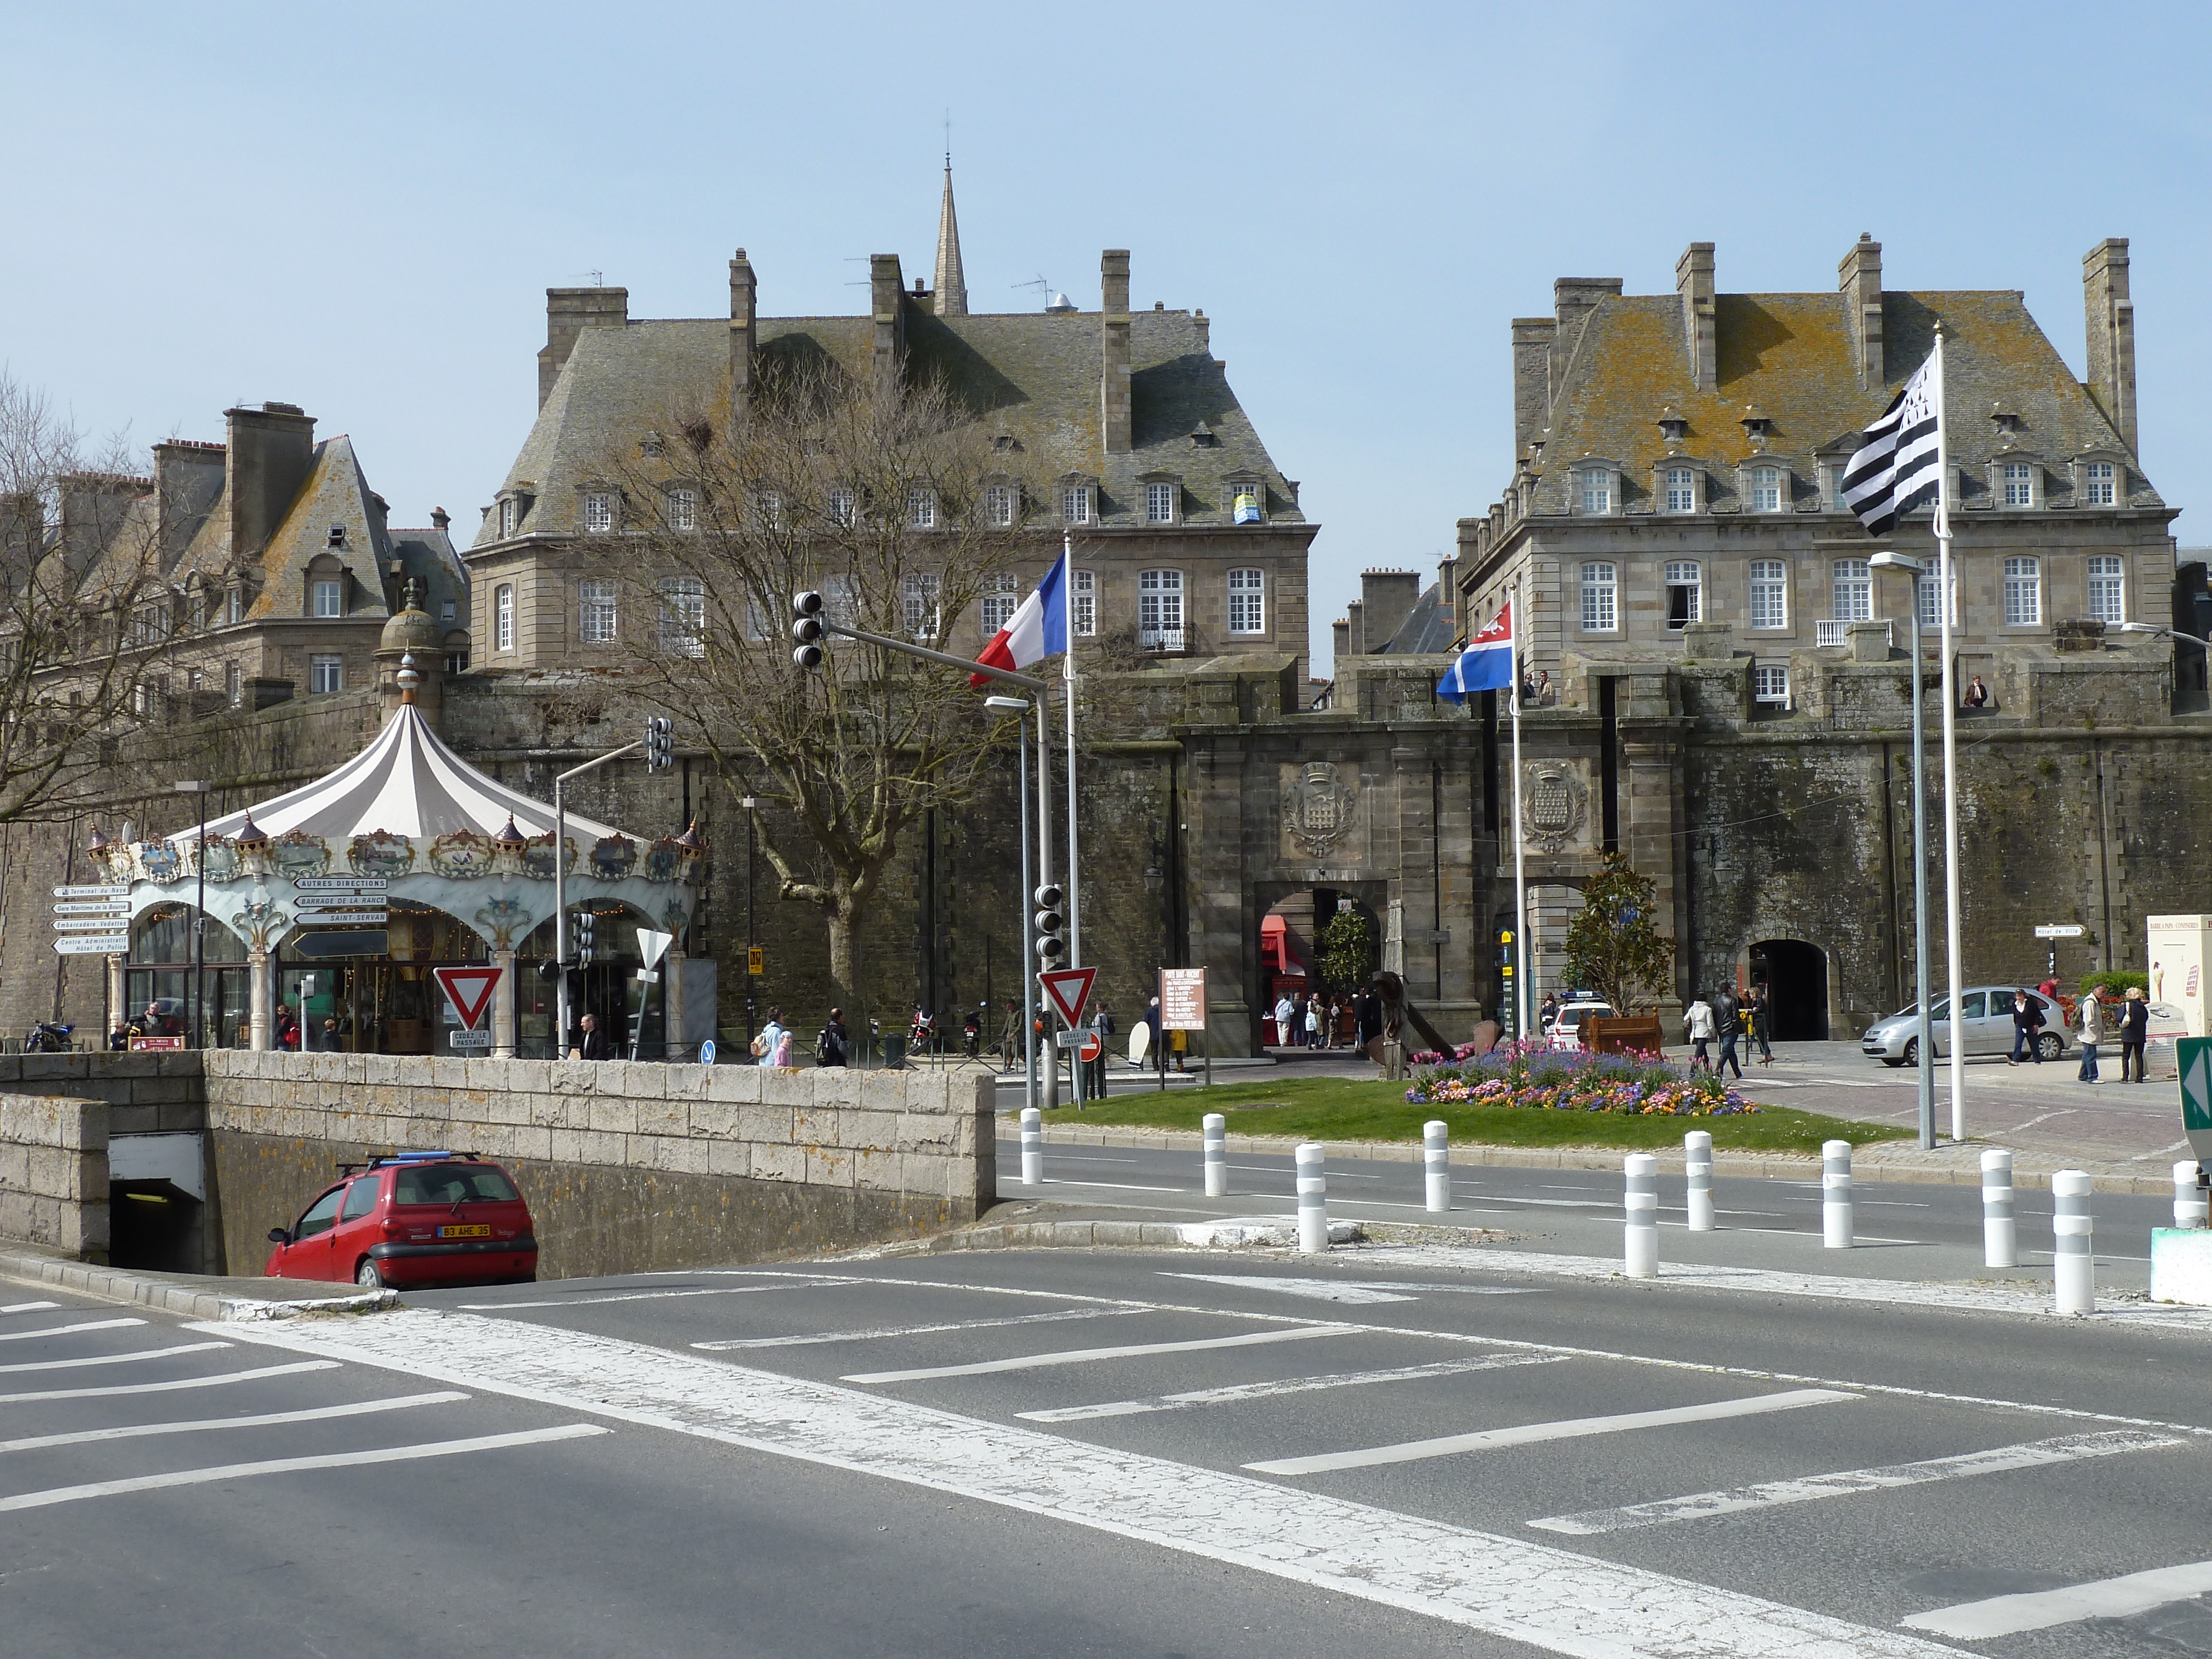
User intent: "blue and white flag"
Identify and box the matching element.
[1436,601,1514,703]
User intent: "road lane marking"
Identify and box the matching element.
[695,1307,1145,1351]
[0,1360,340,1404]
[460,1280,862,1311]
[1038,1178,1185,1193]
[1,1302,61,1314]
[1529,1430,2181,1534]
[1161,1274,1417,1304]
[0,1391,472,1454]
[844,1323,1359,1383]
[1903,1559,2212,1638]
[0,1342,228,1376]
[0,1318,145,1343]
[1018,1354,1565,1421]
[1245,1389,1859,1476]
[0,1423,608,1514]
[207,1310,1959,1659]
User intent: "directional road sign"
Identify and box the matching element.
[53,917,133,932]
[432,964,503,1032]
[53,936,128,954]
[52,900,130,916]
[2034,924,2088,939]
[2180,1036,2212,1161]
[290,930,387,958]
[1038,965,1098,1027]
[54,884,128,899]
[294,877,388,891]
[294,911,388,927]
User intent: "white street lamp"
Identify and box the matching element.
[985,693,1039,1112]
[1869,553,1934,1149]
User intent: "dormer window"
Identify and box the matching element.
[2079,458,2118,506]
[1663,467,1697,514]
[327,524,346,547]
[826,488,856,528]
[311,577,343,619]
[907,489,936,530]
[1060,480,1095,526]
[1575,467,1616,516]
[1825,461,1854,513]
[1188,422,1216,448]
[983,483,1018,527]
[1740,405,1773,444]
[1146,483,1175,523]
[583,492,616,533]
[1657,409,1688,445]
[498,497,518,537]
[1998,460,2039,509]
[1224,474,1266,524]
[992,433,1020,453]
[1989,405,2023,435]
[1750,466,1783,513]
[666,487,697,531]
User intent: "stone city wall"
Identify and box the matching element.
[0,1091,109,1260]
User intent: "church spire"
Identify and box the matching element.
[932,159,968,317]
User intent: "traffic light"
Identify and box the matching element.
[574,909,596,969]
[791,590,825,669]
[1033,883,1066,964]
[643,716,674,772]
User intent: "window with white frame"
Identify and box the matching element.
[1749,560,1789,630]
[980,573,1019,635]
[826,488,856,527]
[1753,665,1790,705]
[2001,461,2036,507]
[498,498,517,537]
[2084,461,2116,505]
[1916,571,1955,630]
[1146,482,1176,524]
[823,575,858,628]
[1579,561,1618,631]
[1227,568,1265,634]
[583,492,615,533]
[2087,555,2125,624]
[309,654,343,694]
[1664,467,1695,513]
[659,577,705,656]
[226,587,242,625]
[578,578,618,643]
[984,484,1016,527]
[907,489,936,530]
[1071,568,1096,637]
[667,488,697,531]
[1061,483,1092,525]
[495,584,515,652]
[1138,568,1183,646]
[311,578,343,618]
[1831,559,1872,622]
[2004,555,2042,625]
[1829,465,1853,513]
[1579,471,1613,515]
[902,572,940,639]
[1663,561,1701,629]
[1751,466,1782,513]
[226,661,241,706]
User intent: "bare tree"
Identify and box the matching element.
[0,370,170,824]
[614,361,1040,1001]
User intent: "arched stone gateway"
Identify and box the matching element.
[1747,938,1834,1042]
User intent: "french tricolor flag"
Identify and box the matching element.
[969,552,1068,687]
[1435,599,1514,703]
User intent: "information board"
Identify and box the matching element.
[1159,968,1207,1031]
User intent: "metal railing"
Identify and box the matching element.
[1815,618,1891,649]
[1139,625,1186,652]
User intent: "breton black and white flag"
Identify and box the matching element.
[1843,357,1943,538]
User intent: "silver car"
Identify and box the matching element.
[1861,987,2069,1066]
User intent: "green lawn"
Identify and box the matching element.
[1028,1073,1909,1155]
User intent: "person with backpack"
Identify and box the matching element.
[754,1007,788,1068]
[816,1008,849,1068]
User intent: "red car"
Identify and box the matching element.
[265,1151,538,1289]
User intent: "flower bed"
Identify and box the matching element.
[1406,1037,1759,1117]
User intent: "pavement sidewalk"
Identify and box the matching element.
[0,1243,395,1320]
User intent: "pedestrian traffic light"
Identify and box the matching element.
[643,716,674,771]
[574,909,596,969]
[1033,882,1066,964]
[791,591,825,669]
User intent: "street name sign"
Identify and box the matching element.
[54,936,128,954]
[1038,966,1098,1027]
[2034,924,2088,939]
[291,930,387,958]
[54,884,127,899]
[1159,967,1208,1031]
[431,964,503,1032]
[294,877,388,891]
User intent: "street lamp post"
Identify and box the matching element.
[985,696,1037,1112]
[740,795,758,1052]
[1870,554,1933,1149]
[175,780,211,1048]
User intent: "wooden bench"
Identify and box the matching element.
[1583,1014,1663,1057]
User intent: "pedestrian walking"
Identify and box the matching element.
[1750,984,1775,1065]
[1087,1006,1114,1096]
[1683,993,1715,1072]
[2006,989,2045,1065]
[1303,995,1320,1049]
[816,1007,849,1068]
[2119,985,2150,1082]
[1713,984,1744,1080]
[755,1006,789,1068]
[2076,990,2104,1083]
[1272,992,1295,1048]
[999,1001,1023,1071]
[577,1012,610,1061]
[1538,991,1561,1033]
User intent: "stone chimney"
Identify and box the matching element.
[729,248,758,419]
[1344,599,1365,658]
[1360,568,1423,651]
[1839,234,1883,387]
[1101,250,1133,454]
[152,439,225,564]
[1332,616,1351,665]
[2083,237,2137,453]
[223,403,316,563]
[1437,553,1458,636]
[1676,243,1717,389]
[1511,317,1556,456]
[430,507,450,534]
[870,254,907,380]
[538,286,628,410]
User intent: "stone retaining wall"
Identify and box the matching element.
[0,1092,108,1260]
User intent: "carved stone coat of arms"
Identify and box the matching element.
[1281,763,1359,859]
[1520,761,1589,853]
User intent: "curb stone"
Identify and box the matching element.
[885,1218,1510,1255]
[0,1247,400,1321]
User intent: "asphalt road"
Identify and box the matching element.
[8,1242,2212,1658]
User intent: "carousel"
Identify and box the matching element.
[89,650,704,1057]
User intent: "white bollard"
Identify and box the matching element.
[1423,1120,1451,1213]
[2173,1160,2208,1230]
[1822,1140,1854,1249]
[1684,1130,1714,1232]
[1982,1149,2016,1267]
[1203,1113,1228,1198]
[1624,1153,1658,1279]
[2052,1169,2095,1316]
[1296,1141,1328,1255]
[1020,1106,1042,1187]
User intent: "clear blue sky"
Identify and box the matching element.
[6,3,2206,672]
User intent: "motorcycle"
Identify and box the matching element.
[24,1021,73,1053]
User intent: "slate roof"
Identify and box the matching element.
[1371,582,1455,655]
[1530,290,2158,514]
[480,304,1301,546]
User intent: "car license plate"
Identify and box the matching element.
[437,1223,492,1240]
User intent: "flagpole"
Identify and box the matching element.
[1062,535,1079,973]
[1036,685,1057,1113]
[1933,324,1965,1142]
[1511,572,1530,1044]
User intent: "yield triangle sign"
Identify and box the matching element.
[1038,966,1098,1028]
[432,964,504,1032]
